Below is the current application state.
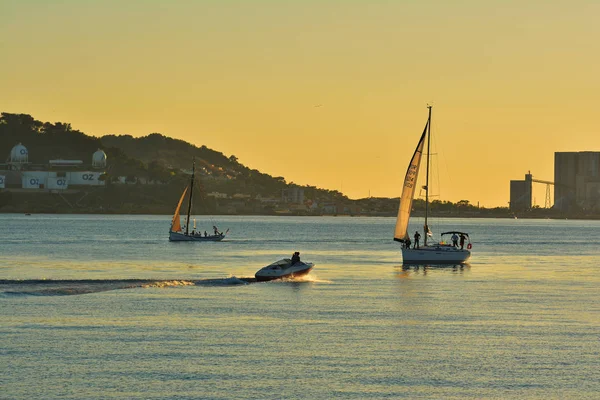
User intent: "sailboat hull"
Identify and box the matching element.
[169,231,225,242]
[402,246,470,264]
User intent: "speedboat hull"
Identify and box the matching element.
[402,246,470,264]
[255,259,314,282]
[169,231,225,242]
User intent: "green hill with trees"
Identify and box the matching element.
[0,112,348,214]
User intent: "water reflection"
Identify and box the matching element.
[395,263,471,276]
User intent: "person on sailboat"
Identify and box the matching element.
[451,233,459,247]
[414,231,421,249]
[460,234,466,250]
[213,225,219,235]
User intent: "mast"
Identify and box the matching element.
[424,105,432,246]
[185,158,195,236]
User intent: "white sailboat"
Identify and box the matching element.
[394,106,471,264]
[169,160,228,242]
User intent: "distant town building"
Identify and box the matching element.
[256,195,278,204]
[207,192,228,199]
[289,203,308,212]
[555,152,600,211]
[282,187,304,204]
[321,203,337,215]
[510,173,532,212]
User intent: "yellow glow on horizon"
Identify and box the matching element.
[1,1,599,207]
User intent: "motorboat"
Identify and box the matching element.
[254,259,314,282]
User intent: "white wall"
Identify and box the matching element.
[67,171,105,186]
[22,171,49,189]
[47,177,69,190]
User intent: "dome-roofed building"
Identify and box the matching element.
[9,143,29,163]
[7,143,29,170]
[92,149,107,168]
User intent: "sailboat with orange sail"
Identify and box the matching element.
[169,160,228,242]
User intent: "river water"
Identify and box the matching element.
[1,214,599,399]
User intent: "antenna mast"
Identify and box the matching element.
[185,158,195,235]
[424,105,432,246]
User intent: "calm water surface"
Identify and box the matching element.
[1,214,599,399]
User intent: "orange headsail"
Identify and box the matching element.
[170,186,188,232]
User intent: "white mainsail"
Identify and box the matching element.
[393,122,428,242]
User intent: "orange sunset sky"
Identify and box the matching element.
[1,0,599,207]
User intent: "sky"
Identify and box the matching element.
[1,0,599,207]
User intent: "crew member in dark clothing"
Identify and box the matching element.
[414,231,421,249]
[291,251,300,265]
[451,233,459,247]
[459,234,466,250]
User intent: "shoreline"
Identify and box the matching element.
[2,211,598,220]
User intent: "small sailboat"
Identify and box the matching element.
[393,106,471,264]
[169,160,228,242]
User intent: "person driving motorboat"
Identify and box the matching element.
[291,251,300,265]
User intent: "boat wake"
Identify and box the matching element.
[0,273,328,297]
[282,274,330,283]
[260,273,330,284]
[195,276,255,286]
[0,277,255,297]
[0,279,194,297]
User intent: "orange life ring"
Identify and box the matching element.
[467,243,472,250]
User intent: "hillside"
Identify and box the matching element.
[0,113,102,163]
[100,133,298,198]
[0,112,348,214]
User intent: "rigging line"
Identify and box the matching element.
[435,118,455,202]
[427,114,440,197]
[428,113,449,237]
[427,118,439,236]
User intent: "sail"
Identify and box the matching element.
[393,122,428,242]
[170,186,188,232]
